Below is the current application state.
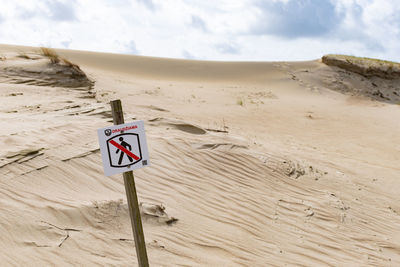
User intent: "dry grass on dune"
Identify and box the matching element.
[322,54,400,79]
[61,58,83,71]
[40,47,61,64]
[0,47,93,89]
[40,47,82,71]
[39,47,88,77]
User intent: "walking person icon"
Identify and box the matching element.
[115,137,134,165]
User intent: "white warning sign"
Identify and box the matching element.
[97,120,150,176]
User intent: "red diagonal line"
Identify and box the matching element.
[109,140,140,161]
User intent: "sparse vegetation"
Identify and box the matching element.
[327,54,399,66]
[1,47,93,88]
[40,47,82,70]
[39,47,89,78]
[40,47,60,64]
[62,58,82,72]
[222,118,228,132]
[237,98,244,106]
[322,54,400,79]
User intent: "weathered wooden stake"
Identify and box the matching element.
[110,99,149,267]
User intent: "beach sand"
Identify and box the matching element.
[1,44,399,266]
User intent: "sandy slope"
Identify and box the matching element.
[1,44,400,266]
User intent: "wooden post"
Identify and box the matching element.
[110,99,149,267]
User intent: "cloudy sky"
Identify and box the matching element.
[0,0,399,61]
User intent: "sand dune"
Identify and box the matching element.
[1,44,400,266]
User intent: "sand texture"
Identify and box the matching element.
[1,44,400,266]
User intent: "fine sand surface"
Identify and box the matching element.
[1,44,400,266]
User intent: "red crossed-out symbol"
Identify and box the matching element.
[109,140,140,161]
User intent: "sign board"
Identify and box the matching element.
[97,120,150,176]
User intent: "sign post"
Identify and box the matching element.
[110,99,149,267]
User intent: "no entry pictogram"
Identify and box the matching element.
[98,120,150,176]
[107,133,141,167]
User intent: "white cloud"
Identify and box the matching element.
[215,42,240,55]
[189,15,207,32]
[251,0,342,38]
[137,0,156,10]
[0,0,398,62]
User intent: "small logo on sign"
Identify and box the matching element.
[104,129,112,136]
